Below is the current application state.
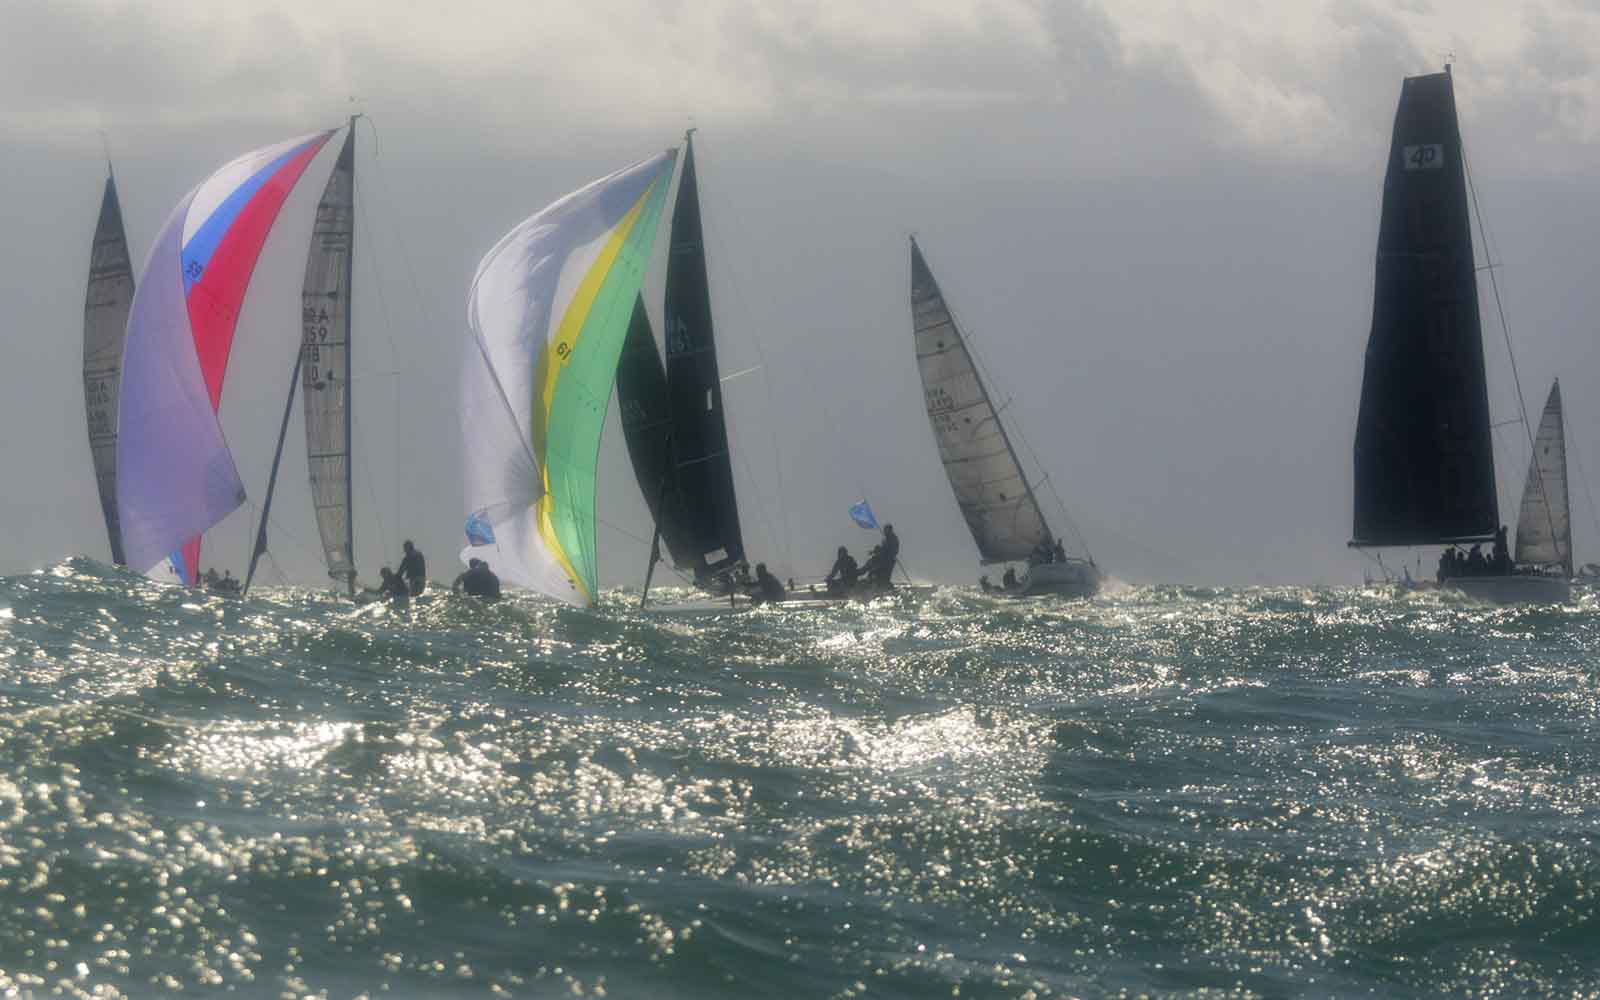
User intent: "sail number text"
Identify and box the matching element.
[1402,144,1444,170]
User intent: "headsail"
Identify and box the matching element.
[460,150,677,605]
[616,295,699,570]
[1352,70,1497,547]
[117,130,342,580]
[909,237,1050,564]
[83,172,136,565]
[1514,380,1571,573]
[300,127,357,591]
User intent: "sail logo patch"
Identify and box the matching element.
[1403,144,1444,170]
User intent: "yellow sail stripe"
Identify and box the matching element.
[529,182,659,602]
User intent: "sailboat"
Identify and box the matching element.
[459,150,677,606]
[116,120,363,598]
[616,131,747,603]
[83,164,136,567]
[908,237,1101,598]
[1350,68,1570,604]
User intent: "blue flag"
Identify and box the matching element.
[464,510,497,547]
[849,499,879,530]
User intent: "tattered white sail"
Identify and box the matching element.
[301,130,356,590]
[909,237,1050,564]
[1514,380,1571,573]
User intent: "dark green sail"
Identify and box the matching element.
[1352,69,1498,547]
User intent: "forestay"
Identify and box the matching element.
[117,130,342,582]
[460,151,676,605]
[1514,380,1571,572]
[1352,70,1498,548]
[300,130,357,589]
[83,173,136,566]
[909,237,1050,564]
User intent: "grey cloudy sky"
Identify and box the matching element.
[4,0,1600,589]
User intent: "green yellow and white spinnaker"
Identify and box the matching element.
[459,150,676,605]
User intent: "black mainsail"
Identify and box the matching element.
[1352,69,1498,548]
[618,132,745,590]
[83,171,136,566]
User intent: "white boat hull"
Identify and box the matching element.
[1449,575,1571,605]
[985,560,1100,599]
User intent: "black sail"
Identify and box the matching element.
[616,295,700,571]
[659,133,744,578]
[83,174,136,566]
[1352,70,1498,547]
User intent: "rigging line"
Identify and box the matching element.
[1566,420,1600,563]
[693,137,793,568]
[596,516,697,588]
[1463,140,1559,553]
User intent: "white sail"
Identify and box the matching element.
[83,174,136,565]
[301,129,356,588]
[1514,380,1571,573]
[910,238,1050,564]
[460,151,676,604]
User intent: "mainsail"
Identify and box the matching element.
[117,130,344,581]
[615,133,745,583]
[83,172,136,566]
[460,150,677,605]
[1352,69,1498,548]
[300,128,357,592]
[1514,380,1571,573]
[909,237,1051,564]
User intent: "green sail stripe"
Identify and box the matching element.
[543,173,673,599]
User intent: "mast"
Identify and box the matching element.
[243,351,305,595]
[909,236,1053,564]
[344,115,357,595]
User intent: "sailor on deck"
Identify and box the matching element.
[452,558,501,599]
[864,525,899,586]
[398,541,427,596]
[825,546,860,595]
[750,563,786,605]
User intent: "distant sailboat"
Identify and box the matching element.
[1511,380,1572,578]
[116,122,363,596]
[82,166,136,567]
[908,237,1100,598]
[1350,68,1569,603]
[459,150,677,606]
[617,131,746,603]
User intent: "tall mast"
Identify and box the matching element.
[343,114,358,596]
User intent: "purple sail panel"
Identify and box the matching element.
[116,189,246,575]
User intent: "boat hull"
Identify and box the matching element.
[1449,574,1571,605]
[984,560,1100,599]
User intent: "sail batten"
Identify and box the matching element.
[83,174,136,565]
[1352,70,1498,548]
[1514,380,1571,573]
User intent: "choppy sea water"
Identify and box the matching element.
[1,560,1597,999]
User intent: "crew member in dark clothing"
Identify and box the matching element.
[1437,548,1452,584]
[398,541,426,596]
[366,567,409,606]
[865,525,900,586]
[452,558,502,599]
[1002,566,1018,589]
[1467,544,1487,575]
[1493,525,1510,574]
[1031,539,1053,566]
[750,563,786,604]
[1053,539,1067,563]
[825,546,860,595]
